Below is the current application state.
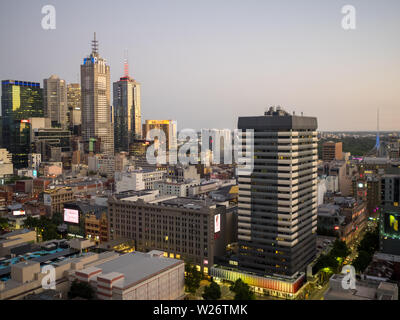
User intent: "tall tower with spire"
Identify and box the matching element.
[113,50,142,153]
[375,108,381,152]
[80,33,114,155]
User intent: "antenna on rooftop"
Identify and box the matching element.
[92,32,99,54]
[124,49,129,77]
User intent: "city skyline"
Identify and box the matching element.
[0,0,399,132]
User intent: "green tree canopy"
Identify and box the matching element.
[184,263,202,294]
[202,281,221,300]
[230,279,255,300]
[313,253,340,274]
[24,216,61,241]
[331,239,350,259]
[357,229,379,255]
[0,217,9,231]
[353,250,372,272]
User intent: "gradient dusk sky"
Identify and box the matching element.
[0,0,399,131]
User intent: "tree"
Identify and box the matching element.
[24,216,60,241]
[353,250,373,273]
[68,280,95,300]
[51,212,64,226]
[0,217,9,231]
[313,253,339,274]
[230,279,255,300]
[42,224,61,241]
[331,239,350,259]
[202,281,221,300]
[357,229,379,255]
[24,216,39,229]
[185,263,202,294]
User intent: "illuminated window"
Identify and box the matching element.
[163,252,168,257]
[169,253,174,258]
[176,254,181,259]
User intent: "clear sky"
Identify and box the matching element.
[0,0,399,131]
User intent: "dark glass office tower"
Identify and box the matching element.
[1,80,43,168]
[237,107,318,277]
[113,75,142,153]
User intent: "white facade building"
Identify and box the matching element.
[154,180,200,197]
[0,149,13,178]
[115,169,165,193]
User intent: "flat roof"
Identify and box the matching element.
[93,252,182,289]
[160,197,217,210]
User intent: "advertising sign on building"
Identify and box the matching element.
[214,214,221,233]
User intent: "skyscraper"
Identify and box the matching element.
[43,75,67,128]
[80,33,113,155]
[237,107,318,277]
[67,83,81,128]
[143,120,177,153]
[1,80,43,168]
[113,58,142,152]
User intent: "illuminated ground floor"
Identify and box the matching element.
[210,265,306,300]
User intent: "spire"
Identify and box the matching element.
[124,49,129,77]
[375,108,380,151]
[92,32,99,54]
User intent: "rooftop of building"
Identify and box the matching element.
[155,180,200,186]
[332,197,360,208]
[238,107,318,131]
[159,197,217,210]
[364,259,394,280]
[65,200,107,219]
[90,252,183,290]
[317,203,341,214]
[0,229,33,240]
[325,273,398,300]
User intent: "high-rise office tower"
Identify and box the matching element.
[1,80,43,168]
[80,33,114,155]
[380,173,400,254]
[113,58,142,152]
[43,75,67,128]
[237,106,318,277]
[143,120,177,152]
[67,83,81,127]
[322,141,343,162]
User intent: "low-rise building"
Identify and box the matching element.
[324,273,398,300]
[0,229,37,257]
[317,204,345,237]
[154,180,200,197]
[70,252,184,300]
[0,149,13,178]
[114,169,166,193]
[42,187,74,216]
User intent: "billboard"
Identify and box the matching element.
[64,208,79,224]
[384,211,400,236]
[214,214,221,233]
[13,210,25,216]
[43,194,52,206]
